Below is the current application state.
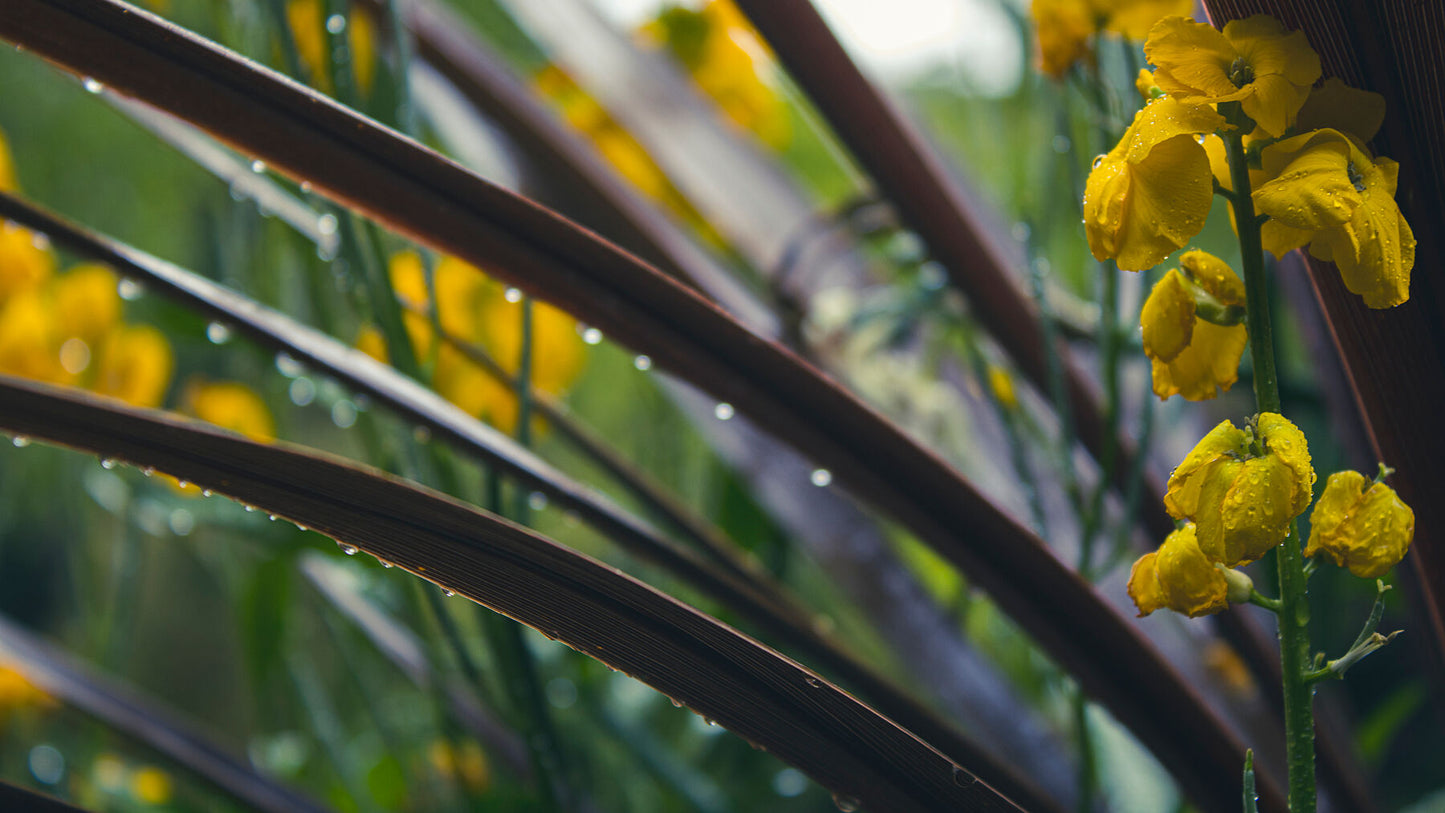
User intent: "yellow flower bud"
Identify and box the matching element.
[1165,414,1314,567]
[1305,470,1414,579]
[1128,523,1230,618]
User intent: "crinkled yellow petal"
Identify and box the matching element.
[1120,97,1228,164]
[1150,320,1246,401]
[1156,523,1230,617]
[1255,130,1361,230]
[1296,78,1386,144]
[1165,419,1247,519]
[1179,249,1245,305]
[1145,16,1242,100]
[1083,158,1130,262]
[1191,457,1242,563]
[1117,135,1215,270]
[1141,269,1194,364]
[1218,456,1295,566]
[93,325,173,409]
[1257,411,1315,515]
[1127,551,1165,617]
[1306,471,1414,579]
[1224,15,1319,86]
[1239,72,1310,138]
[1328,156,1413,309]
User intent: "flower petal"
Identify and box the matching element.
[1151,320,1247,401]
[1141,269,1195,363]
[1166,419,1247,519]
[1127,551,1165,617]
[1257,412,1315,516]
[1223,15,1319,86]
[1180,249,1245,305]
[1156,523,1230,616]
[1255,130,1361,230]
[1116,135,1214,269]
[1219,457,1295,565]
[1296,78,1386,144]
[1145,16,1239,99]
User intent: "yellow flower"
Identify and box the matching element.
[1255,129,1414,308]
[478,297,585,398]
[0,221,55,306]
[1203,134,1312,259]
[1305,470,1413,579]
[0,290,74,385]
[428,739,490,793]
[1127,523,1230,617]
[286,0,376,95]
[1165,414,1314,567]
[1294,77,1386,146]
[986,365,1018,410]
[0,127,17,192]
[52,264,122,345]
[1099,0,1193,40]
[184,381,275,442]
[1083,97,1224,270]
[130,766,174,805]
[1144,14,1321,136]
[1134,68,1159,100]
[0,663,56,715]
[91,325,173,408]
[1030,0,1191,79]
[1140,250,1247,401]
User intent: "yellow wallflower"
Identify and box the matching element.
[478,297,585,397]
[92,325,173,408]
[1254,129,1414,308]
[1127,523,1231,617]
[0,221,55,306]
[0,127,16,192]
[0,290,71,385]
[428,739,490,793]
[1144,15,1321,137]
[130,766,174,805]
[1140,250,1247,401]
[286,0,376,95]
[1294,77,1386,145]
[184,380,275,442]
[986,364,1018,411]
[0,663,56,715]
[1030,0,1190,79]
[52,264,122,345]
[1165,414,1314,567]
[1305,470,1414,579]
[1083,97,1224,270]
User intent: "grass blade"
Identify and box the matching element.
[0,374,1029,813]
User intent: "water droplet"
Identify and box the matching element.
[504,287,523,303]
[380,560,393,568]
[339,544,358,555]
[832,793,860,812]
[244,504,256,512]
[581,327,603,345]
[206,321,232,344]
[633,355,652,371]
[267,513,278,521]
[331,400,357,428]
[1092,154,1105,169]
[669,697,683,708]
[275,353,304,378]
[295,524,308,532]
[300,181,313,193]
[952,765,977,786]
[100,458,117,470]
[250,159,267,174]
[316,213,338,236]
[412,425,431,443]
[117,278,144,300]
[810,469,833,487]
[31,232,50,251]
[11,436,30,448]
[140,466,154,477]
[289,377,316,407]
[169,509,195,536]
[325,13,346,33]
[714,402,735,421]
[804,676,821,688]
[1052,134,1071,154]
[443,589,456,597]
[528,491,549,511]
[201,489,213,498]
[82,77,104,94]
[1011,222,1031,242]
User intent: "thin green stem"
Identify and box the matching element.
[1224,106,1315,813]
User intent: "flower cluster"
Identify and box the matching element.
[1306,469,1414,579]
[1139,249,1247,401]
[1030,0,1193,79]
[1130,413,1314,616]
[357,252,587,435]
[1085,15,1413,310]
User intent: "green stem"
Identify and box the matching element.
[1224,110,1315,813]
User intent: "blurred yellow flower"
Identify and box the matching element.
[1140,250,1247,401]
[1255,129,1414,308]
[1294,78,1386,146]
[1305,470,1414,579]
[0,290,71,385]
[428,739,490,793]
[184,380,275,442]
[1083,97,1224,270]
[1127,523,1230,617]
[1030,0,1191,79]
[52,264,122,345]
[286,0,376,95]
[1145,14,1321,136]
[644,1,791,148]
[130,766,174,805]
[1134,68,1159,100]
[92,324,173,409]
[0,221,55,306]
[479,297,585,398]
[1165,414,1314,567]
[0,127,16,192]
[0,663,56,715]
[986,365,1019,411]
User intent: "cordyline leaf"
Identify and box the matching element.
[0,614,332,813]
[0,375,1024,813]
[0,5,1276,809]
[0,192,1055,813]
